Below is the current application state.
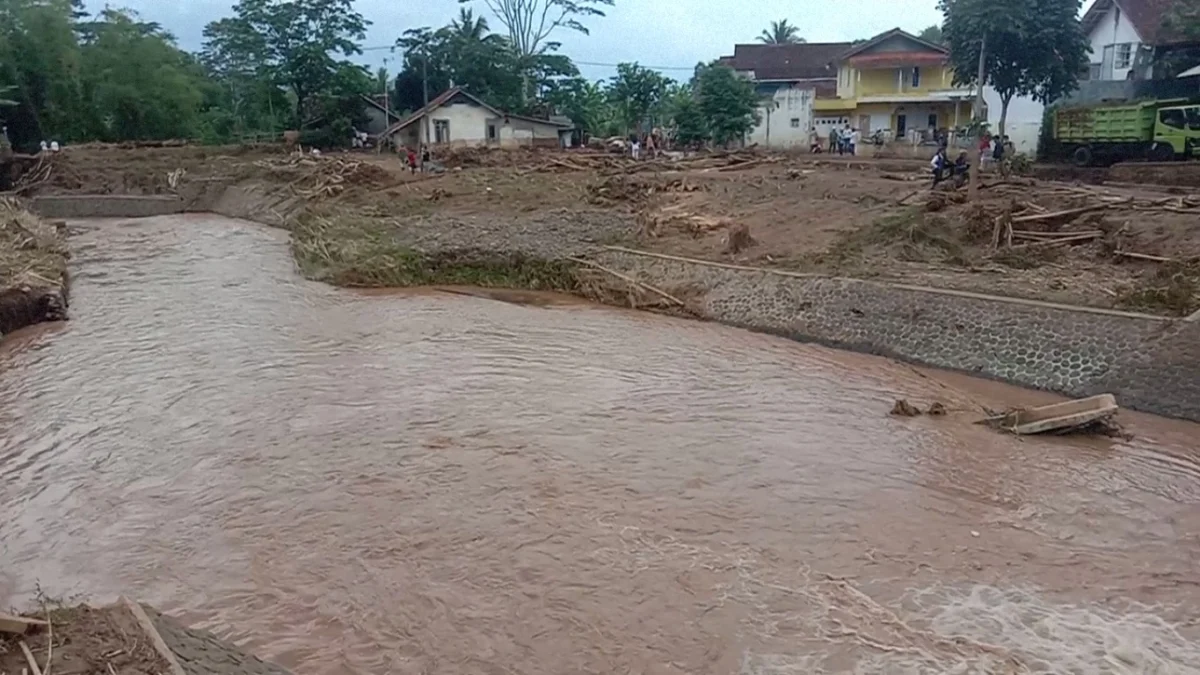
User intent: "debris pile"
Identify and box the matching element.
[251,156,393,198]
[890,399,948,417]
[0,197,68,292]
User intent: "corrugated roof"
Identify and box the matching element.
[724,42,853,81]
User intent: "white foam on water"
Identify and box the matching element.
[903,584,1200,674]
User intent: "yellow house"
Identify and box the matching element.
[813,28,975,141]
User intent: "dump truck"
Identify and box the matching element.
[1049,99,1200,166]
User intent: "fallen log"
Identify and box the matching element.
[1115,250,1173,263]
[0,612,48,635]
[1011,203,1111,224]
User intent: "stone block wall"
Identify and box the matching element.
[593,250,1200,421]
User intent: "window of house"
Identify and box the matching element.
[434,119,450,143]
[912,66,921,88]
[928,114,938,129]
[790,118,801,128]
[487,123,497,140]
[1087,63,1101,80]
[1159,108,1186,130]
[1115,43,1133,70]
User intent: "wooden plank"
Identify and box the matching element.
[119,597,188,675]
[1011,203,1111,224]
[0,612,48,635]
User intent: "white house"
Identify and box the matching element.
[1081,0,1187,80]
[718,42,852,148]
[381,87,573,150]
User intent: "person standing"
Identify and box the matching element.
[828,125,838,154]
[930,147,948,187]
[849,127,860,156]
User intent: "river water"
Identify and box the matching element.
[2,214,1200,674]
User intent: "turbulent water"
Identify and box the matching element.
[3,214,1200,674]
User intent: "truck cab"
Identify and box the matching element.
[1152,105,1200,161]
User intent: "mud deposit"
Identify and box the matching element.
[3,214,1200,674]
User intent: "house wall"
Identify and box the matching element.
[492,118,563,148]
[983,87,1045,155]
[855,65,957,97]
[747,85,814,148]
[1088,3,1143,80]
[388,101,564,150]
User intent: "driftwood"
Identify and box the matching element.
[568,256,689,308]
[0,612,48,635]
[1011,203,1110,224]
[1115,250,1173,263]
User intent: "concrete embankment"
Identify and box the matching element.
[27,189,1200,422]
[587,247,1200,422]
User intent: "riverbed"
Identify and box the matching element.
[2,214,1200,674]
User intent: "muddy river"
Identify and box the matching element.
[3,215,1200,674]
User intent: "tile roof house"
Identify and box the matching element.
[1082,0,1200,80]
[379,87,573,150]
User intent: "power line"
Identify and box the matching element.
[356,43,696,70]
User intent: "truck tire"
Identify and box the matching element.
[1072,145,1094,167]
[1150,142,1174,162]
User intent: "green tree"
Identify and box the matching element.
[77,9,207,140]
[940,0,1087,139]
[917,24,944,44]
[694,63,760,146]
[607,62,672,133]
[667,88,708,147]
[544,77,615,136]
[0,0,85,145]
[203,0,369,127]
[758,20,804,44]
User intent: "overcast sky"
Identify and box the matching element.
[83,0,1098,81]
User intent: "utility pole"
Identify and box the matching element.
[422,44,430,146]
[380,54,391,154]
[969,34,987,201]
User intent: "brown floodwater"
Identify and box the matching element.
[3,214,1200,674]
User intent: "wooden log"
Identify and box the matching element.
[1011,203,1111,224]
[1115,250,1173,262]
[0,612,48,635]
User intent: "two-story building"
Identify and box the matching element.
[1080,0,1199,81]
[814,28,976,143]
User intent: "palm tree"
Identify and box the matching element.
[448,8,492,43]
[758,20,805,45]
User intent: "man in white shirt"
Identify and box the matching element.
[849,128,860,155]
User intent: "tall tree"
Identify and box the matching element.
[202,0,369,127]
[457,0,614,56]
[758,20,804,44]
[607,63,672,133]
[917,24,944,44]
[77,9,208,140]
[941,0,1087,138]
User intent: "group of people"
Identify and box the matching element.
[930,132,1015,187]
[808,124,861,156]
[628,128,664,160]
[403,145,433,173]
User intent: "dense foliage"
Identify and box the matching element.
[0,0,767,149]
[940,0,1088,136]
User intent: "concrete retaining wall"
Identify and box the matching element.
[31,194,184,219]
[593,249,1200,422]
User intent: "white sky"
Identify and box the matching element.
[86,0,1099,81]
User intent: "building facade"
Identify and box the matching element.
[815,29,975,143]
[380,88,573,150]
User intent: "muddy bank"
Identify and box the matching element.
[1,599,291,675]
[0,200,69,337]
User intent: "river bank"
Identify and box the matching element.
[0,199,69,336]
[13,146,1200,422]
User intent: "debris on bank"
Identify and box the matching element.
[977,393,1125,437]
[890,399,948,417]
[1,599,173,675]
[0,197,69,335]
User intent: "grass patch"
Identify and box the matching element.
[291,212,579,290]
